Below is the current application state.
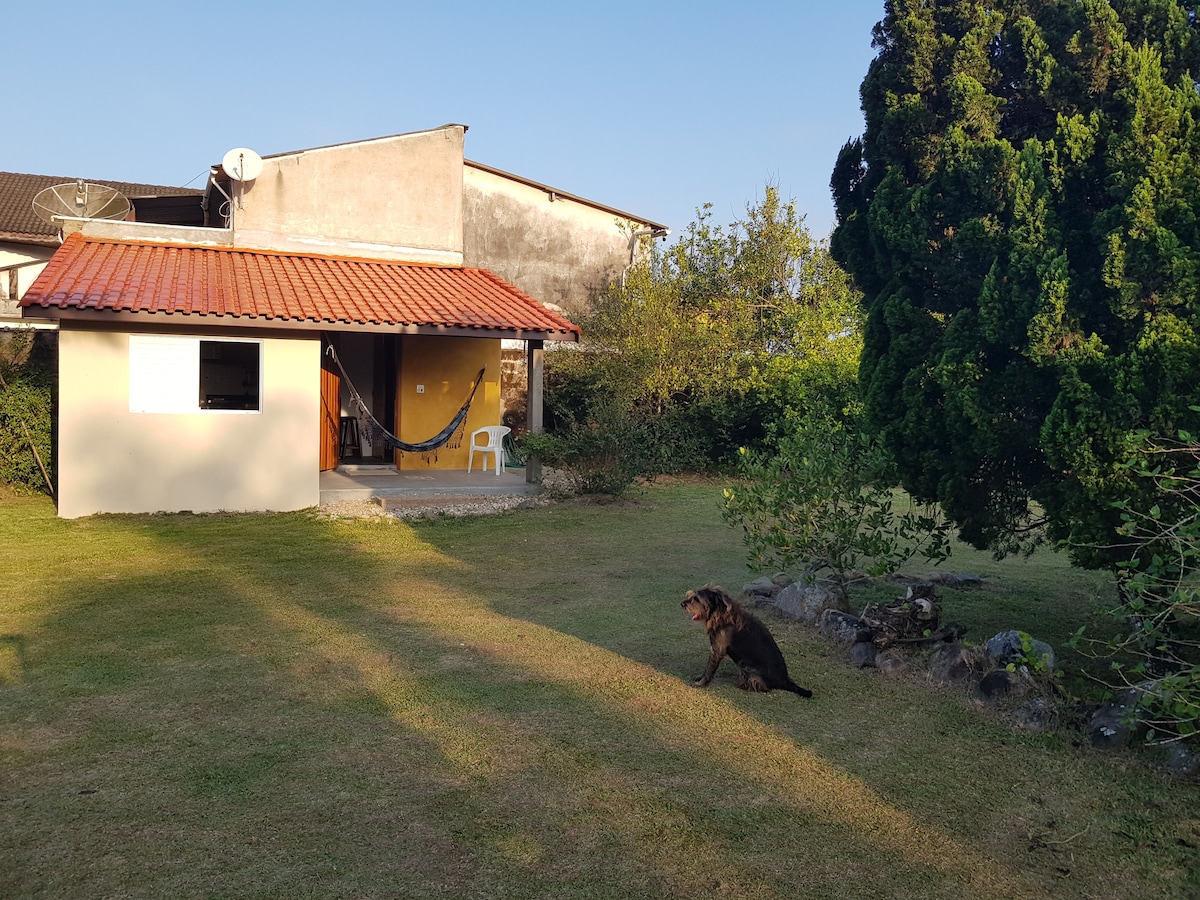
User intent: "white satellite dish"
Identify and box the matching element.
[221,147,264,182]
[32,180,131,225]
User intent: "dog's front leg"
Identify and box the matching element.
[692,634,729,687]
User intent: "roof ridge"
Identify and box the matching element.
[62,232,468,269]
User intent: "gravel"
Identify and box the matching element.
[313,494,549,522]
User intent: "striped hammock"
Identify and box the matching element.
[324,341,484,454]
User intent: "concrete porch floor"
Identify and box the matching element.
[319,465,541,507]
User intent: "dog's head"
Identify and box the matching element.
[681,585,732,622]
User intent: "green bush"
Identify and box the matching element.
[722,412,952,597]
[536,188,864,483]
[1073,427,1200,746]
[0,331,56,495]
[520,398,664,496]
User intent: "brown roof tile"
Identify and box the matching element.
[20,234,581,340]
[0,172,204,245]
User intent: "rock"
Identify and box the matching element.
[774,581,847,624]
[929,642,982,683]
[1162,743,1200,778]
[770,572,794,588]
[977,668,1025,702]
[742,576,778,598]
[818,608,863,645]
[1011,698,1057,733]
[985,630,1056,673]
[850,641,877,668]
[875,648,909,676]
[1090,687,1147,750]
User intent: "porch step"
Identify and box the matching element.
[319,466,539,506]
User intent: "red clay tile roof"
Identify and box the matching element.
[0,173,203,245]
[20,233,581,341]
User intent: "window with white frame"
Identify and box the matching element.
[129,335,262,413]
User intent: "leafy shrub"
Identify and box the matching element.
[538,189,864,482]
[722,412,952,596]
[1074,424,1200,746]
[0,331,55,495]
[520,398,663,496]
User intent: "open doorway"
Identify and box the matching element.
[323,332,398,467]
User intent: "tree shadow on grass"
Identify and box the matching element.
[0,500,1091,899]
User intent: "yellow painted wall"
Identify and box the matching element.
[396,335,501,470]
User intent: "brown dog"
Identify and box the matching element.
[682,585,813,697]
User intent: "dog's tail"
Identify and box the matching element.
[785,679,814,698]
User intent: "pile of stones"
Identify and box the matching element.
[740,571,1198,777]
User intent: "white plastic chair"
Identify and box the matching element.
[467,425,511,475]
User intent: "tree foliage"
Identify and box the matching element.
[722,411,953,596]
[539,189,862,490]
[0,331,55,494]
[1077,423,1200,745]
[831,0,1200,565]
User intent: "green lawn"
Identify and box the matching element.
[1,483,1196,899]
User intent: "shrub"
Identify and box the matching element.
[520,398,663,496]
[722,412,952,597]
[0,331,55,495]
[1074,427,1200,746]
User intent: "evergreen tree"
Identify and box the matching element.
[831,0,1200,564]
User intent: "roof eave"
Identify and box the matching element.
[0,230,59,247]
[31,307,580,342]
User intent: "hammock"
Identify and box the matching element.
[324,341,485,455]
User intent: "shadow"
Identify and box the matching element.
[0,634,25,685]
[0,492,1046,898]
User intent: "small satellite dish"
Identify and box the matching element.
[32,181,131,225]
[221,147,264,182]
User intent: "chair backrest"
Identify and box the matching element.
[471,425,510,447]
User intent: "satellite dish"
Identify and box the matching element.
[32,181,131,225]
[221,147,263,182]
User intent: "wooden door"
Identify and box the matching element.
[320,364,340,471]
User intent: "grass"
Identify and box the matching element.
[0,480,1196,899]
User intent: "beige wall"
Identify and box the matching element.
[57,327,320,518]
[463,164,651,318]
[229,126,466,265]
[396,335,502,471]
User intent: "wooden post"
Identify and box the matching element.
[525,340,544,483]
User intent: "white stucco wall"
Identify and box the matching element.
[57,327,320,518]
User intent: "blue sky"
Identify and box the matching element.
[6,1,884,239]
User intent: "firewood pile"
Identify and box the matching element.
[858,585,964,647]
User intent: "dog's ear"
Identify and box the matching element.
[699,587,728,613]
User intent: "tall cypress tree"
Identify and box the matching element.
[832,0,1200,563]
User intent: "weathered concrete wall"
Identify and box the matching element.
[229,125,466,265]
[463,163,644,319]
[56,327,319,518]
